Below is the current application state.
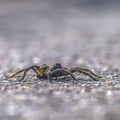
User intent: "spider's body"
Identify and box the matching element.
[6,63,102,82]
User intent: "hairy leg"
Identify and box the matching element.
[50,68,79,82]
[69,67,102,80]
[6,69,25,78]
[6,65,46,81]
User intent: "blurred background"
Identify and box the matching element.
[0,1,120,120]
[0,0,120,73]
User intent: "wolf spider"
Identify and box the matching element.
[6,63,102,82]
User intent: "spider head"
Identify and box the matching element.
[51,63,63,71]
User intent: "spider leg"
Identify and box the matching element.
[6,69,25,78]
[47,69,52,82]
[6,65,45,81]
[18,68,30,81]
[32,66,47,79]
[78,67,102,78]
[6,66,35,81]
[69,67,102,80]
[19,65,48,81]
[50,68,79,82]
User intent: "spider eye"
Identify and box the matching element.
[55,63,62,68]
[51,63,62,71]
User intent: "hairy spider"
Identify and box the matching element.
[6,63,102,82]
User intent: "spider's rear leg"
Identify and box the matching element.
[49,68,79,82]
[69,67,102,81]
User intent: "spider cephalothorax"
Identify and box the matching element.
[6,63,102,82]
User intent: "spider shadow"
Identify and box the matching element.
[40,78,95,84]
[41,78,73,83]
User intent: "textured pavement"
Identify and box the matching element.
[0,0,120,120]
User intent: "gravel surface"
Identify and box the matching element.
[0,0,120,120]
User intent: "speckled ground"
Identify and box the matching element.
[0,0,120,120]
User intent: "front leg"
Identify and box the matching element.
[47,69,54,82]
[50,68,79,82]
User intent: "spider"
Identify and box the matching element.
[6,63,102,82]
